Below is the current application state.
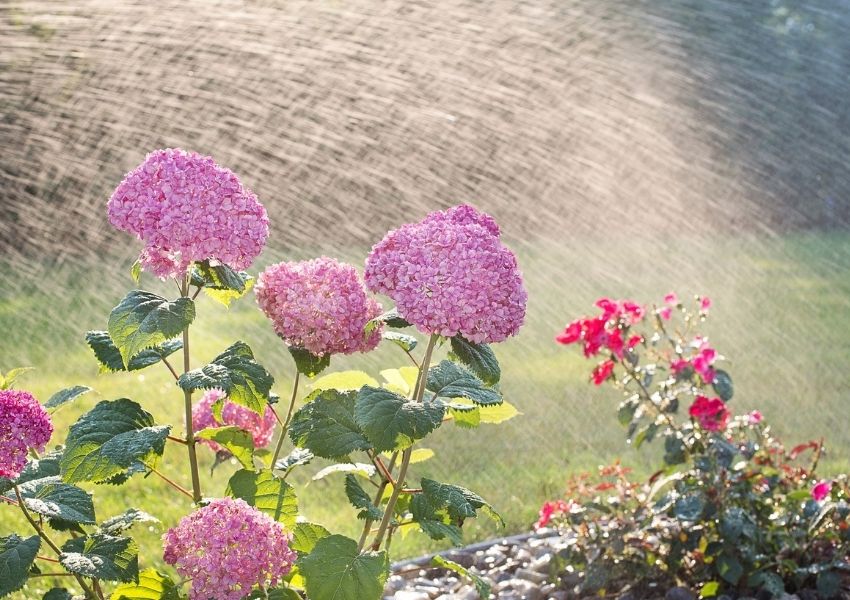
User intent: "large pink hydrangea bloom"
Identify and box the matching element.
[255,257,383,356]
[163,497,296,600]
[108,148,269,278]
[364,204,527,343]
[0,390,53,479]
[192,389,276,452]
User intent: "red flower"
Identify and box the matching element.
[692,347,717,383]
[688,395,730,432]
[592,360,615,385]
[534,500,576,529]
[556,320,583,345]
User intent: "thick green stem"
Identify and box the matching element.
[370,334,439,551]
[271,370,301,468]
[357,452,398,552]
[14,486,100,599]
[181,278,202,503]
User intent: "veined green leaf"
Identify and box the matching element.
[107,291,194,366]
[60,534,138,582]
[426,361,502,406]
[449,336,500,386]
[298,535,388,600]
[196,426,255,470]
[354,386,445,452]
[0,534,40,596]
[226,469,298,528]
[289,390,371,459]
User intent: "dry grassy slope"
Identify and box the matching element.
[1,0,789,272]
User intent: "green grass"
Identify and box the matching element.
[3,231,850,597]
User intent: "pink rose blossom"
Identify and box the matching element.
[692,347,717,384]
[592,360,615,385]
[556,299,644,357]
[670,359,691,376]
[163,497,296,600]
[747,410,763,425]
[256,257,382,356]
[0,390,53,480]
[659,307,673,320]
[664,292,679,305]
[700,297,712,311]
[688,395,730,432]
[192,389,276,452]
[365,204,526,343]
[108,148,269,278]
[812,480,833,502]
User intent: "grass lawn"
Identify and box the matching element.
[2,231,850,597]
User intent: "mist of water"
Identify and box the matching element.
[2,0,850,531]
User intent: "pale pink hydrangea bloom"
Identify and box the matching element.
[364,204,527,343]
[256,257,383,356]
[192,389,276,451]
[0,390,53,479]
[108,148,269,278]
[163,497,296,600]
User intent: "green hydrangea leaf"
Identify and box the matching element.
[716,552,743,585]
[448,407,481,429]
[310,371,379,393]
[60,534,138,582]
[344,474,382,520]
[60,399,170,484]
[0,534,40,597]
[196,426,255,470]
[382,332,418,352]
[226,469,298,528]
[98,508,159,535]
[426,361,502,406]
[365,309,411,336]
[274,448,314,473]
[85,331,183,374]
[288,346,331,378]
[129,260,142,285]
[420,478,504,527]
[178,342,274,415]
[290,522,331,555]
[449,336,500,386]
[298,535,388,600]
[111,568,182,599]
[312,463,375,481]
[354,386,445,452]
[107,291,195,367]
[289,390,371,459]
[43,588,73,600]
[9,477,96,523]
[432,555,491,600]
[44,385,92,411]
[192,260,254,307]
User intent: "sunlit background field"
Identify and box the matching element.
[3,0,850,595]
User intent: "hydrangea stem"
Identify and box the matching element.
[370,334,439,551]
[181,278,203,504]
[14,485,100,599]
[271,370,300,468]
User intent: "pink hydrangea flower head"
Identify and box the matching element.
[0,390,53,479]
[256,257,383,356]
[365,205,527,343]
[688,395,730,432]
[812,480,833,502]
[108,148,269,278]
[163,497,296,600]
[192,389,276,451]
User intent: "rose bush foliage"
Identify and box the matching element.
[543,295,849,597]
[0,149,526,599]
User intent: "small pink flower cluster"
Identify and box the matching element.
[192,389,276,451]
[670,339,717,384]
[0,390,52,480]
[108,148,269,278]
[256,257,382,356]
[688,395,730,432]
[364,204,527,344]
[163,497,296,600]
[556,298,644,386]
[534,499,577,529]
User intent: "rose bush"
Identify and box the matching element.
[543,295,850,597]
[0,149,526,599]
